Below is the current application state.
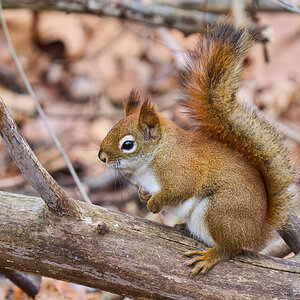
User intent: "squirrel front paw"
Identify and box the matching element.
[138,188,152,203]
[147,197,163,214]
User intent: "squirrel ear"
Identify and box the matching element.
[125,89,141,116]
[139,98,160,140]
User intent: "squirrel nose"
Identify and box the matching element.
[98,149,108,163]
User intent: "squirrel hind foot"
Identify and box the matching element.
[184,247,221,275]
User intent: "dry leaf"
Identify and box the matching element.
[37,12,86,59]
[89,117,114,142]
[254,79,299,118]
[81,17,123,56]
[0,87,36,123]
[249,13,300,118]
[1,10,35,65]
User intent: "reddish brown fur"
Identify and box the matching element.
[125,89,141,116]
[149,118,268,253]
[99,21,295,274]
[178,21,295,232]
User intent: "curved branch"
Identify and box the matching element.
[0,191,299,299]
[0,268,41,298]
[0,98,80,217]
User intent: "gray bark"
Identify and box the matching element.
[1,0,297,38]
[0,192,299,300]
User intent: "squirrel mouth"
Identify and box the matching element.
[107,160,123,169]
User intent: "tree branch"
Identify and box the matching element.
[0,268,40,298]
[2,0,220,35]
[274,0,300,15]
[0,191,299,300]
[0,98,80,217]
[1,0,298,38]
[4,0,295,36]
[154,0,300,13]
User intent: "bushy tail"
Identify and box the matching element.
[178,20,295,229]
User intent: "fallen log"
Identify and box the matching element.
[0,191,299,299]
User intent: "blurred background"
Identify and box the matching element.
[0,1,299,299]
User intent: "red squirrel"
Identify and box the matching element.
[98,21,295,275]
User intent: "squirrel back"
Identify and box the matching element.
[178,21,295,230]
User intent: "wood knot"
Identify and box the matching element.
[97,221,110,235]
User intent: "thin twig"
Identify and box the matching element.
[273,0,300,14]
[0,0,91,204]
[154,0,300,13]
[1,0,219,35]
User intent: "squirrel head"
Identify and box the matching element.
[99,90,162,171]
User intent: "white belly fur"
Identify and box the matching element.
[170,197,215,247]
[133,166,214,247]
[133,165,160,194]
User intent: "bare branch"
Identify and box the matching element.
[1,0,219,35]
[154,0,300,13]
[1,1,299,38]
[0,191,299,299]
[0,98,80,217]
[274,0,300,15]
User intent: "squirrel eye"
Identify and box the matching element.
[119,135,137,153]
[122,141,134,150]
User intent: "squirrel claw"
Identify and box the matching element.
[186,255,205,266]
[184,249,205,257]
[138,188,152,203]
[184,247,221,275]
